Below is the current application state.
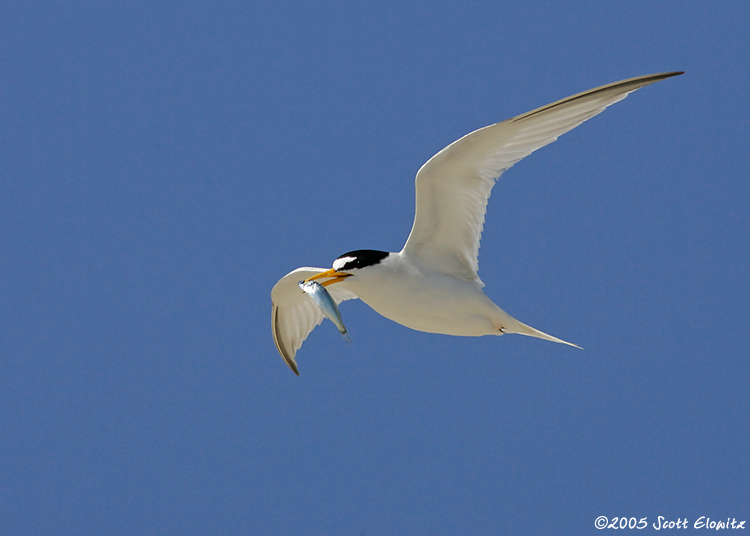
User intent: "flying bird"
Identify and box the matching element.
[271,71,683,375]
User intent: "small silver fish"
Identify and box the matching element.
[298,280,351,343]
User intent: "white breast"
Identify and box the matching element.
[340,252,506,336]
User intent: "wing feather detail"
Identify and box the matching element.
[400,72,683,286]
[271,267,357,375]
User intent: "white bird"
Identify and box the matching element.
[271,72,683,375]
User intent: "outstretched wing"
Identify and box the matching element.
[271,267,358,375]
[401,72,683,286]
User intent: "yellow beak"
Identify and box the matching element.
[305,269,352,287]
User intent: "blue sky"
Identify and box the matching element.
[1,1,748,534]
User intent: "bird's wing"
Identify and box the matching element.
[400,71,683,286]
[271,267,358,375]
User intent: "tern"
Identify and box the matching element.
[271,72,682,375]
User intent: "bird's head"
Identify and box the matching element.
[303,249,390,287]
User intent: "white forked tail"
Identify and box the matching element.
[503,317,582,349]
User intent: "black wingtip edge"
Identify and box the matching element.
[272,305,300,376]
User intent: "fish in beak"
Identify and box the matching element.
[298,279,351,342]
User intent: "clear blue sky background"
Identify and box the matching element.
[1,2,748,535]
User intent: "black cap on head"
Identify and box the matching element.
[333,250,389,271]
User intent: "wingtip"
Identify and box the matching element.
[272,304,300,375]
[283,354,300,375]
[653,70,684,81]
